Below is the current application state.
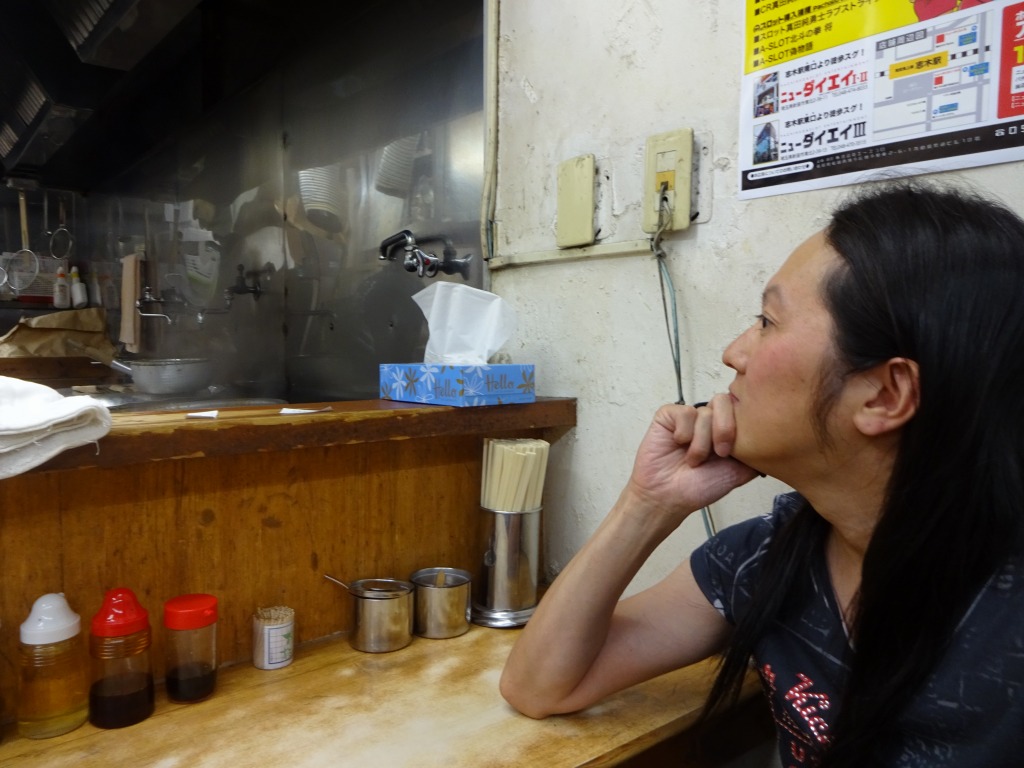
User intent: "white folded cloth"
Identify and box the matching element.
[0,376,112,479]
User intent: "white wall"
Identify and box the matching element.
[490,0,1024,593]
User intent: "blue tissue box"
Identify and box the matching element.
[379,363,536,407]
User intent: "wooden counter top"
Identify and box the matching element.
[34,396,577,472]
[0,397,580,721]
[0,627,765,768]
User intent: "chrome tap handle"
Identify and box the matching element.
[403,247,441,278]
[403,247,422,276]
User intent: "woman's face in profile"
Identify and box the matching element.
[721,232,843,478]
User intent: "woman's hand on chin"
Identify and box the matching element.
[625,396,760,525]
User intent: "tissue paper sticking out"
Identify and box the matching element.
[380,282,534,407]
[411,283,517,365]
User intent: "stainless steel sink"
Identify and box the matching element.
[59,387,287,413]
[107,397,288,413]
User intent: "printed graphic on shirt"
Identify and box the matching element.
[689,492,1024,767]
[762,664,833,766]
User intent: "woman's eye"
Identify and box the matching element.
[754,314,770,329]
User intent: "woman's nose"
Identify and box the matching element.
[722,326,752,372]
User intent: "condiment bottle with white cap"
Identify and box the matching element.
[88,587,155,729]
[17,593,89,739]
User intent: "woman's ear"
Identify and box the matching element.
[852,357,920,436]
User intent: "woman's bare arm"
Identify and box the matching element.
[500,399,758,718]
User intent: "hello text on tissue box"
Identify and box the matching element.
[379,363,535,407]
[380,283,534,406]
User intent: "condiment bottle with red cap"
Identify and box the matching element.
[88,587,155,728]
[163,594,218,702]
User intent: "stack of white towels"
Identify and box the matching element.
[0,376,112,480]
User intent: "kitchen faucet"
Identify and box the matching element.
[226,263,276,301]
[378,230,472,279]
[221,262,278,312]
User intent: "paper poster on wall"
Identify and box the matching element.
[738,0,1024,199]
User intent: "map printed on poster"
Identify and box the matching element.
[739,0,1024,198]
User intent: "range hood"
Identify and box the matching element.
[45,0,201,72]
[0,0,200,179]
[0,1,417,195]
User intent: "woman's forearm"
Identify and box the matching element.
[499,485,684,718]
[500,402,756,718]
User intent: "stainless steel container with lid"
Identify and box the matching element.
[348,579,414,653]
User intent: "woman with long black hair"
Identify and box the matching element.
[500,181,1024,767]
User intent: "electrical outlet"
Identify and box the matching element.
[642,128,693,234]
[556,154,596,248]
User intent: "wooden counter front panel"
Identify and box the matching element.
[0,434,508,723]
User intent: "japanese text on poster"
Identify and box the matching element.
[739,0,1024,198]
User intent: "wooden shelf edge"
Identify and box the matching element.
[31,397,578,473]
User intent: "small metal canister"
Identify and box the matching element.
[348,579,414,653]
[410,568,472,639]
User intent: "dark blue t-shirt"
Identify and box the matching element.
[690,492,1024,767]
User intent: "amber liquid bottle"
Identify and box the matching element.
[17,594,89,739]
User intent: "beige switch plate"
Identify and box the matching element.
[642,128,693,234]
[556,154,596,248]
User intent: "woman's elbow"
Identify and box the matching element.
[499,666,565,719]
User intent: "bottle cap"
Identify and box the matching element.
[164,593,218,630]
[91,587,149,637]
[21,593,81,644]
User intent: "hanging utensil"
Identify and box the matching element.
[3,191,40,294]
[49,194,74,259]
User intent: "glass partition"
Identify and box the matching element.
[0,0,483,404]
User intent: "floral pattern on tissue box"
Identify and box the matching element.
[379,363,535,407]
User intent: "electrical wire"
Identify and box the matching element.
[651,186,684,405]
[650,186,717,538]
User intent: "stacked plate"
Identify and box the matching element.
[298,165,344,233]
[374,136,419,198]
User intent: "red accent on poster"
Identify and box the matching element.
[998,2,1024,118]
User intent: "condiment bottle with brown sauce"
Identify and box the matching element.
[88,587,155,729]
[163,593,218,702]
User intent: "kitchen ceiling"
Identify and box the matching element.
[0,0,379,196]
